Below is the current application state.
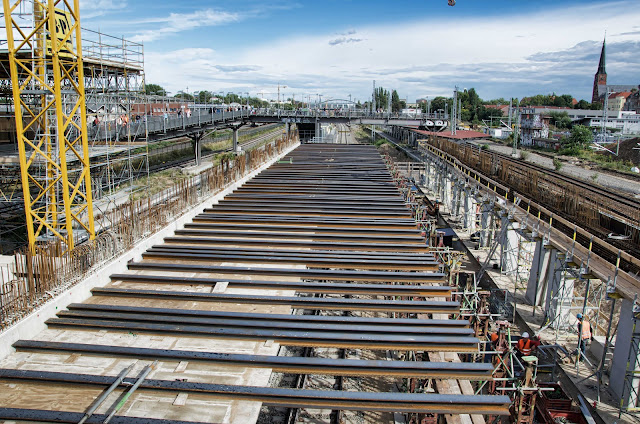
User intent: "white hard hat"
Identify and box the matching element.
[522,332,530,338]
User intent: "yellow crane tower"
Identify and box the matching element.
[2,0,95,252]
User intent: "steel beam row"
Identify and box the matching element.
[0,144,510,419]
[12,341,493,379]
[0,369,510,415]
[126,262,445,282]
[109,273,450,296]
[87,287,459,313]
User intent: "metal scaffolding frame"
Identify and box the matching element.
[2,0,94,251]
[0,2,147,251]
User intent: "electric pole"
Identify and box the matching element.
[512,98,520,157]
[451,86,458,135]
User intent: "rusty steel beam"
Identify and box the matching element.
[0,408,207,424]
[172,229,424,244]
[211,200,410,210]
[197,208,410,218]
[230,188,398,196]
[146,244,435,260]
[45,318,476,351]
[64,303,469,328]
[221,194,405,204]
[13,341,492,379]
[89,287,458,313]
[54,309,472,336]
[192,215,418,229]
[108,273,451,296]
[127,262,444,282]
[0,369,510,414]
[164,236,429,252]
[140,250,438,271]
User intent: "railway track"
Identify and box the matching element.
[147,126,284,174]
[452,139,640,272]
[378,129,640,282]
[451,138,640,274]
[463,142,640,216]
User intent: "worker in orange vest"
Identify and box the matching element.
[576,313,593,356]
[515,332,541,358]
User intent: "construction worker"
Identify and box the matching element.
[515,332,540,358]
[576,313,593,356]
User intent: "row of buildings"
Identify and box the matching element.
[485,39,639,147]
[486,106,640,147]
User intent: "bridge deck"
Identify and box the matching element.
[0,144,508,423]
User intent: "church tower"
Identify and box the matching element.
[592,39,607,103]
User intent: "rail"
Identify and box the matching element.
[376,130,640,301]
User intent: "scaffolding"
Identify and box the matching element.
[81,28,148,232]
[1,0,95,251]
[0,1,147,252]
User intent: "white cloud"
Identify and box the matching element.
[79,0,127,19]
[329,37,364,46]
[131,9,239,43]
[145,1,640,101]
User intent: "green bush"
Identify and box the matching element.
[558,146,583,156]
[553,157,563,171]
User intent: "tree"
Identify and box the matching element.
[548,111,572,129]
[565,125,593,148]
[175,91,194,101]
[590,102,603,110]
[553,94,574,108]
[574,100,591,110]
[485,97,508,105]
[195,91,213,103]
[145,83,166,96]
[483,107,504,120]
[391,90,405,112]
[374,87,390,111]
[431,96,447,114]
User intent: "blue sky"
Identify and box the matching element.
[81,0,640,103]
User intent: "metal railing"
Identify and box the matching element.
[85,108,449,143]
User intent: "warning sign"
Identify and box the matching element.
[45,8,74,58]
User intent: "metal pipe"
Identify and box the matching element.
[103,361,157,423]
[77,364,134,424]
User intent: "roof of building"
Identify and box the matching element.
[609,91,632,99]
[485,104,510,112]
[412,129,490,140]
[598,84,639,96]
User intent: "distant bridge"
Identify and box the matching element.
[87,109,450,144]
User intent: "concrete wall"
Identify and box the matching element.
[609,298,640,404]
[0,141,300,360]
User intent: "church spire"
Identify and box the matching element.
[597,38,606,75]
[592,37,608,103]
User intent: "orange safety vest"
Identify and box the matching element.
[581,321,592,340]
[517,338,534,355]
